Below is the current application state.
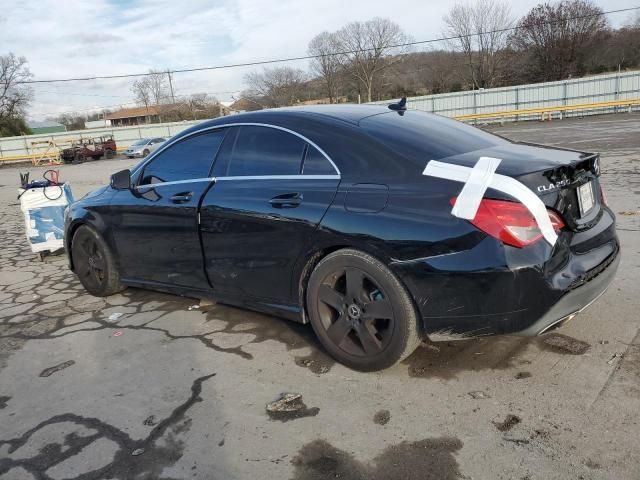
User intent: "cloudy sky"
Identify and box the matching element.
[1,0,637,120]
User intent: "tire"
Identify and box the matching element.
[306,248,421,371]
[105,149,115,159]
[71,225,123,297]
[142,149,150,157]
[73,153,85,164]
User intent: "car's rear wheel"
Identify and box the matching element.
[143,149,150,157]
[105,149,115,159]
[71,225,123,297]
[306,249,421,371]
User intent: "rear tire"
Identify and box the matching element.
[105,149,115,159]
[306,248,421,371]
[71,225,123,297]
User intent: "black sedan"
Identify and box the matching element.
[64,104,619,371]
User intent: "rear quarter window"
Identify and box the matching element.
[303,145,337,175]
[360,111,508,164]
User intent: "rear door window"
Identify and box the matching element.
[139,130,226,185]
[223,126,305,176]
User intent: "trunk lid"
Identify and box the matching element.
[441,142,602,232]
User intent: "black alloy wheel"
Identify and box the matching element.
[71,226,122,297]
[307,249,421,371]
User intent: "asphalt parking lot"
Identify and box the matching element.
[0,113,638,480]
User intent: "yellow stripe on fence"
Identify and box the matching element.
[454,98,640,121]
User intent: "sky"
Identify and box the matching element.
[0,0,638,120]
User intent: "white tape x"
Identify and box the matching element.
[422,157,558,246]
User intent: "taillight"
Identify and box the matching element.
[450,197,565,248]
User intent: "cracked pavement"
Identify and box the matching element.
[0,114,639,479]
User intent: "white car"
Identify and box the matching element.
[124,138,165,158]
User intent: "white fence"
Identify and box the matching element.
[0,120,204,159]
[370,70,640,121]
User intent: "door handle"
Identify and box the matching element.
[170,192,193,203]
[269,192,303,208]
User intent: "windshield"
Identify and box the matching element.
[131,139,148,146]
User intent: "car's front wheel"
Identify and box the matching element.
[306,249,421,371]
[71,225,123,297]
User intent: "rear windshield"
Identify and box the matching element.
[131,139,148,146]
[360,111,508,163]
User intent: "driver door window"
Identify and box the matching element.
[140,130,226,185]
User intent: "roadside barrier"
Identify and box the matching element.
[454,98,640,123]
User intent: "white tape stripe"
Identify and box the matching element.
[451,156,501,220]
[422,159,558,246]
[489,175,558,245]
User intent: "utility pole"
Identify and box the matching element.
[167,69,175,104]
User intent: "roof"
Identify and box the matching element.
[28,120,64,128]
[276,104,391,124]
[106,105,162,120]
[197,104,393,130]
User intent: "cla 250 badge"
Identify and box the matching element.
[537,179,571,193]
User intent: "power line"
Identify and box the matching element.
[17,6,640,85]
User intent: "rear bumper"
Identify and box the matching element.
[514,248,619,336]
[392,214,620,340]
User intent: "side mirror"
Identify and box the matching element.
[110,169,131,190]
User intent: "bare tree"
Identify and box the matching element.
[131,77,152,109]
[335,18,409,102]
[184,93,221,119]
[55,112,86,131]
[444,0,513,89]
[0,53,33,135]
[308,31,343,103]
[627,11,640,28]
[509,0,608,81]
[147,69,171,105]
[244,67,307,107]
[421,50,465,93]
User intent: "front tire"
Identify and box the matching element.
[306,249,421,371]
[71,225,123,297]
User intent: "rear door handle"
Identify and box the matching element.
[269,192,303,208]
[170,192,193,203]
